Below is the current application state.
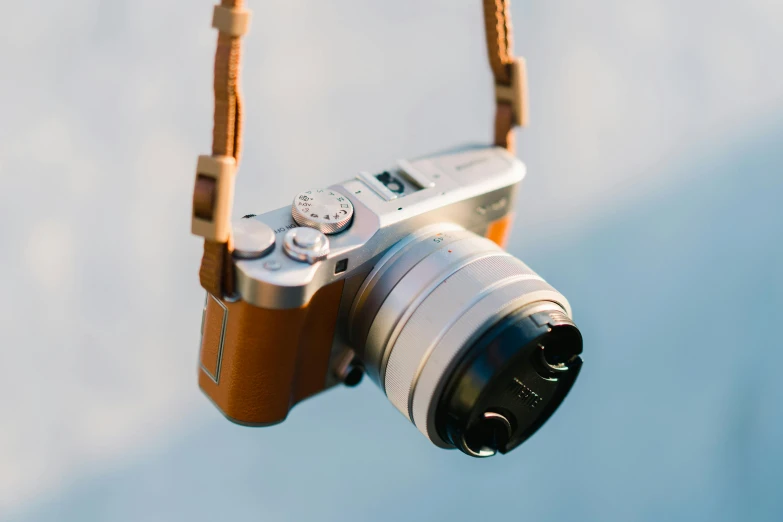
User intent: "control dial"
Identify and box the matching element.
[291,189,354,234]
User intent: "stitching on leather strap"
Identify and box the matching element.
[483,0,526,153]
[483,0,514,86]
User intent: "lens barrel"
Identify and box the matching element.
[349,225,582,456]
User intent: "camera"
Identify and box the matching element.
[198,145,582,457]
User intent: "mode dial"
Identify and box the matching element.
[291,189,354,234]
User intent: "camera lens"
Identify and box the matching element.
[349,225,582,456]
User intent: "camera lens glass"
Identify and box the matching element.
[349,225,582,457]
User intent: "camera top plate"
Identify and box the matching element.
[233,145,525,309]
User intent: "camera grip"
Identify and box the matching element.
[198,280,345,425]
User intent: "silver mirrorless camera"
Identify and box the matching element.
[204,145,582,458]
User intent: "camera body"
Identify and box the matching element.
[199,145,581,456]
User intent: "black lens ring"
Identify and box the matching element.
[435,304,583,456]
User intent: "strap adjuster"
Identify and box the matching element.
[192,155,237,242]
[212,5,252,37]
[494,57,529,127]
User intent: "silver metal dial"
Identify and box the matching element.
[231,218,275,259]
[283,227,330,264]
[291,189,354,234]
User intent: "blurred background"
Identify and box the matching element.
[1,0,782,520]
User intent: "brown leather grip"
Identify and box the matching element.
[199,280,345,425]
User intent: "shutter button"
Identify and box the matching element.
[283,227,330,264]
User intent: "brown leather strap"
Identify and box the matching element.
[197,0,246,297]
[483,0,514,86]
[483,0,519,154]
[494,101,515,153]
[195,1,522,296]
[212,8,244,162]
[200,238,236,297]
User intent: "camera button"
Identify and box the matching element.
[231,219,275,259]
[292,227,325,249]
[283,227,330,264]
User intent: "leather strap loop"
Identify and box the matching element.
[200,238,236,298]
[494,102,516,153]
[212,5,252,36]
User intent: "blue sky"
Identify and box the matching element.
[1,1,782,520]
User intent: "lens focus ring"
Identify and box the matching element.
[384,256,569,431]
[383,254,527,413]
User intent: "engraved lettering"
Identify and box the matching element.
[275,223,299,234]
[508,378,542,409]
[455,157,489,171]
[475,197,508,216]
